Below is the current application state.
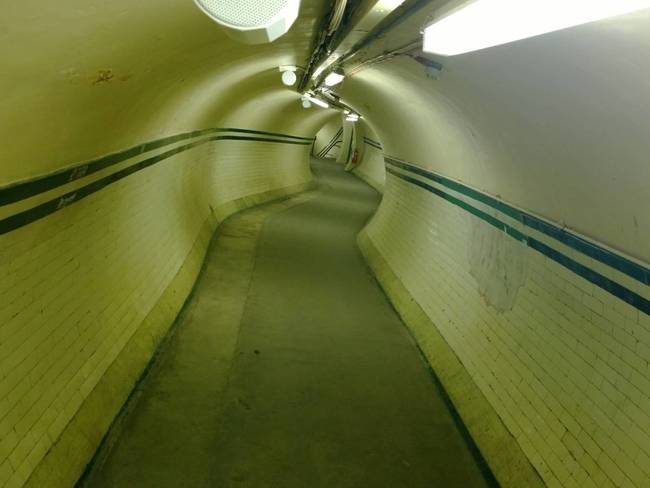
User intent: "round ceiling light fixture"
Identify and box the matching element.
[194,0,301,44]
[280,66,298,86]
[282,70,297,86]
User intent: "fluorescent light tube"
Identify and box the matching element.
[324,71,345,86]
[305,95,329,108]
[312,65,326,80]
[377,0,406,10]
[423,0,650,56]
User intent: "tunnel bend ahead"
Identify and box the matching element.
[81,158,492,488]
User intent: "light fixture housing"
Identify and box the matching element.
[280,66,298,86]
[304,94,329,108]
[423,0,650,56]
[345,112,360,122]
[194,0,301,44]
[324,70,345,87]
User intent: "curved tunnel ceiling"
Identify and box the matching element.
[0,0,335,183]
[2,2,650,488]
[3,1,648,261]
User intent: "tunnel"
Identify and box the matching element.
[1,1,650,487]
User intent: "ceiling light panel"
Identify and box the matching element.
[423,0,650,56]
[324,71,345,86]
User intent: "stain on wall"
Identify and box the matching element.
[468,215,527,311]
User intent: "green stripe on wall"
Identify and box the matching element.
[0,128,313,208]
[363,137,382,150]
[386,166,650,317]
[0,134,312,236]
[317,127,343,158]
[385,157,650,287]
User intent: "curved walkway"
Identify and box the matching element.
[82,159,491,487]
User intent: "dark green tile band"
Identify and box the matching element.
[363,137,382,151]
[317,128,343,158]
[0,135,311,237]
[345,126,355,164]
[386,166,650,317]
[386,157,650,287]
[0,128,313,208]
[316,128,339,157]
[320,140,342,158]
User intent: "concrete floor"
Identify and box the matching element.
[81,159,491,487]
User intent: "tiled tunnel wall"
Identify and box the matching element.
[0,2,340,486]
[352,121,385,193]
[362,160,650,487]
[313,118,343,159]
[344,8,650,488]
[0,133,315,487]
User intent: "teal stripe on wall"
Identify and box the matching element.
[363,137,382,151]
[317,127,343,158]
[0,131,313,236]
[385,163,650,317]
[0,128,313,208]
[385,157,650,287]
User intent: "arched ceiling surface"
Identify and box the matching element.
[3,1,650,261]
[0,0,330,183]
[210,71,339,134]
[339,8,650,262]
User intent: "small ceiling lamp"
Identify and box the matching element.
[280,66,298,86]
[345,112,360,122]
